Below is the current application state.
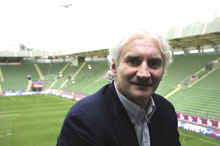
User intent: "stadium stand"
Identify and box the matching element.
[65,60,110,94]
[1,63,39,91]
[168,64,220,121]
[51,63,78,89]
[59,62,86,89]
[37,63,67,89]
[34,64,44,80]
[157,54,220,96]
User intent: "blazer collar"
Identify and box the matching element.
[103,83,139,146]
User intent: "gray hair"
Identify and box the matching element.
[108,29,173,69]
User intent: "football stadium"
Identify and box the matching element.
[1,17,220,146]
[1,1,220,146]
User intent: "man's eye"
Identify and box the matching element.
[126,57,141,66]
[148,58,162,69]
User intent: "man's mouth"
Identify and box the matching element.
[131,81,152,87]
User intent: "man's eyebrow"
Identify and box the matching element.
[124,55,141,61]
[150,56,162,59]
[124,53,162,60]
[126,55,140,59]
[148,56,163,60]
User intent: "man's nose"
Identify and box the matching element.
[136,62,151,79]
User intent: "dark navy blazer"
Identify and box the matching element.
[57,83,181,146]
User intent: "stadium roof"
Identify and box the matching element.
[169,31,220,49]
[66,16,220,57]
[64,31,220,57]
[1,31,220,58]
[69,49,108,57]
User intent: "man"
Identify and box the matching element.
[57,30,181,146]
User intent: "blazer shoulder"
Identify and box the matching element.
[151,93,177,123]
[59,83,117,145]
[65,83,116,132]
[69,83,112,115]
[152,93,175,110]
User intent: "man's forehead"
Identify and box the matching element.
[120,34,159,52]
[124,34,157,46]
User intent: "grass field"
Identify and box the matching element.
[0,94,220,146]
[0,95,75,146]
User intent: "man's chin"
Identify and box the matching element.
[131,91,153,99]
[134,87,153,96]
[127,93,152,106]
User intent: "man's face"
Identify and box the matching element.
[112,36,164,105]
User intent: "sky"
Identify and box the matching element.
[0,0,220,54]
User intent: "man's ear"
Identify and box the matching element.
[111,61,117,74]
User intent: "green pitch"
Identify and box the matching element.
[0,94,75,146]
[0,95,219,146]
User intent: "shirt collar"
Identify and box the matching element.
[114,83,156,124]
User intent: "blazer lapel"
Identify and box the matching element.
[106,83,139,146]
